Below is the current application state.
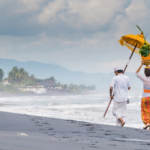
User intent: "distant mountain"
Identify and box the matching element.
[0,58,143,89]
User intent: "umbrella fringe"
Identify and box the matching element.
[118,38,139,54]
[124,42,139,54]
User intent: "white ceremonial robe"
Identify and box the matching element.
[112,100,127,126]
[110,74,130,126]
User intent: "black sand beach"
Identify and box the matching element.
[0,112,150,149]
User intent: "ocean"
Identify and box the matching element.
[0,91,143,129]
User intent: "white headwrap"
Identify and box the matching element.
[114,67,123,72]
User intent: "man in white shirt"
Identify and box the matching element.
[110,67,131,126]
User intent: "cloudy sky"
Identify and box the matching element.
[0,0,150,73]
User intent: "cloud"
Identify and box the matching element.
[0,0,132,37]
[0,0,150,73]
[38,0,66,23]
[17,0,44,12]
[114,0,150,39]
[63,0,130,30]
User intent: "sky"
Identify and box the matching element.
[0,0,150,73]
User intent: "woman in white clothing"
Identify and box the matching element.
[136,61,150,129]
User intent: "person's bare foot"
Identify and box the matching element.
[143,124,150,129]
[119,118,125,127]
[121,122,125,126]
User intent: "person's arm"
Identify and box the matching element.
[136,61,146,81]
[110,77,115,100]
[110,86,113,99]
[136,61,144,73]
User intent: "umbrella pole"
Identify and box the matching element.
[103,44,137,118]
[103,97,113,117]
[123,44,137,73]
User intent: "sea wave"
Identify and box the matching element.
[0,93,144,129]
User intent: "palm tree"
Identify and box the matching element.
[8,67,26,85]
[0,69,4,82]
[19,68,28,83]
[30,74,35,81]
[49,76,56,83]
[24,71,29,83]
[15,72,23,85]
[8,66,19,83]
[58,82,61,86]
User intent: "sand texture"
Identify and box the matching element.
[0,111,150,149]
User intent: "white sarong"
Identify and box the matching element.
[112,100,127,126]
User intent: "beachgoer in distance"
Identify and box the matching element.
[110,67,131,126]
[136,61,150,129]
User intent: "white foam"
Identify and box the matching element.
[115,138,150,143]
[0,93,144,129]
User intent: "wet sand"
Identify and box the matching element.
[0,111,150,150]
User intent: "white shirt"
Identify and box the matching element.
[136,72,150,98]
[110,74,130,102]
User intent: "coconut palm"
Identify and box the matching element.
[8,66,19,83]
[49,76,56,83]
[0,69,4,82]
[8,67,25,85]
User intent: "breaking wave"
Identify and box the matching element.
[0,93,143,129]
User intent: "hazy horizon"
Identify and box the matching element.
[0,57,146,74]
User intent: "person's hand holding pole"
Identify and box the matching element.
[110,87,113,100]
[110,96,113,100]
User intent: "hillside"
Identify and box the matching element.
[0,58,143,89]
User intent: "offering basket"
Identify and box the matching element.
[141,54,150,68]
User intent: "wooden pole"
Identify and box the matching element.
[103,44,137,117]
[103,98,113,117]
[123,44,137,73]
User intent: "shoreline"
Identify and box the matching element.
[0,90,94,97]
[0,111,150,149]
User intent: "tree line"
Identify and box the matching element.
[0,67,96,92]
[8,67,36,86]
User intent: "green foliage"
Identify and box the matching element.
[49,76,56,83]
[5,66,96,93]
[0,69,4,82]
[67,84,96,92]
[136,25,143,33]
[0,83,21,94]
[8,67,37,86]
[57,82,61,86]
[136,25,150,57]
[8,67,27,84]
[139,42,150,57]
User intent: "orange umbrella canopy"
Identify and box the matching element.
[118,33,149,54]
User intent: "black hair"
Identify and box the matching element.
[116,70,123,73]
[145,68,150,77]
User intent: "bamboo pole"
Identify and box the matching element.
[103,44,137,117]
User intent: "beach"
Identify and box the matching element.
[0,111,150,149]
[0,93,148,149]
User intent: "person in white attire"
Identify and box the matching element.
[110,67,131,126]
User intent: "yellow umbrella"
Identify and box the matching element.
[118,33,149,54]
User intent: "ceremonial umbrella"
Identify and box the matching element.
[103,27,149,117]
[118,33,149,72]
